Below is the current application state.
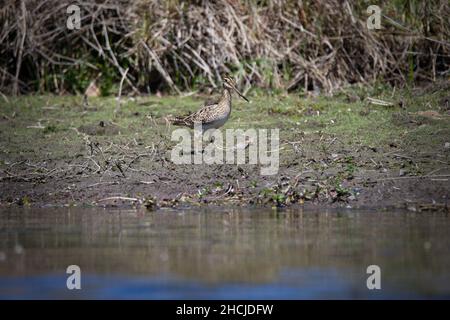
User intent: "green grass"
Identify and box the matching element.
[1,85,449,165]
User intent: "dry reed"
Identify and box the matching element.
[0,0,449,95]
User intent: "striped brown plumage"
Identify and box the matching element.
[170,76,249,131]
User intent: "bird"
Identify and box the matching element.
[169,76,249,132]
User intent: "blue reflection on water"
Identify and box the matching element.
[0,268,435,300]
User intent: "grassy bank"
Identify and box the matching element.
[0,84,449,210]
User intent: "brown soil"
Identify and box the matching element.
[1,128,448,212]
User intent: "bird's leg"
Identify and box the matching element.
[204,130,216,144]
[202,130,219,153]
[191,126,204,155]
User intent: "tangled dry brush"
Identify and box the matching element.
[0,0,449,95]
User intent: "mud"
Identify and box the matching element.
[0,88,449,211]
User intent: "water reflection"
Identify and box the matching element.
[0,207,449,299]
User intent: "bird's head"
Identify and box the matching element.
[223,76,249,102]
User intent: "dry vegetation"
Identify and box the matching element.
[0,0,449,95]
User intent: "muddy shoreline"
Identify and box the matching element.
[1,91,449,212]
[1,132,448,212]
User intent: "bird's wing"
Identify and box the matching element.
[170,100,219,127]
[186,103,218,123]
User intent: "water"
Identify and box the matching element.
[0,207,449,299]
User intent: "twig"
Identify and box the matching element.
[115,67,128,114]
[87,181,119,188]
[0,92,9,103]
[13,0,27,95]
[102,22,139,94]
[370,174,450,182]
[367,97,395,106]
[140,40,180,94]
[97,196,139,202]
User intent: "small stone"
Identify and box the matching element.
[444,142,450,149]
[14,244,24,255]
[352,187,362,194]
[159,252,169,262]
[399,169,407,176]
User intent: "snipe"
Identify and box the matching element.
[170,76,249,131]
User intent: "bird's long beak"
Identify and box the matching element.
[232,85,249,102]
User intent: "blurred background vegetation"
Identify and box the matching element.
[0,0,449,96]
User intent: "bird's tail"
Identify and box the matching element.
[165,115,189,127]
